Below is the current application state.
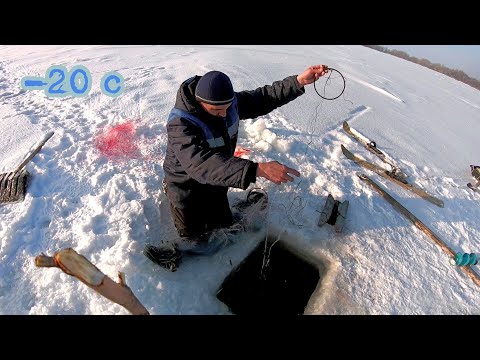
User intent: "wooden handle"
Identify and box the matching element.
[14,131,54,174]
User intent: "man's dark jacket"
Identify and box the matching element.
[163,74,305,238]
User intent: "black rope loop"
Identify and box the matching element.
[313,67,346,100]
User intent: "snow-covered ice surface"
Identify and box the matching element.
[0,45,479,315]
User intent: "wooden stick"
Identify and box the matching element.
[35,248,149,315]
[14,131,54,174]
[357,172,480,287]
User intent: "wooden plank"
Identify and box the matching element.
[342,144,444,208]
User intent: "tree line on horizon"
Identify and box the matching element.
[363,45,480,91]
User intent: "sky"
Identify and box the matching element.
[383,45,480,80]
[0,45,479,315]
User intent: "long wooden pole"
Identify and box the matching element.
[357,172,480,287]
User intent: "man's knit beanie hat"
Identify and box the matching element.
[195,71,234,105]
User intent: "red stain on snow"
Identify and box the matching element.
[234,146,251,158]
[95,121,142,160]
